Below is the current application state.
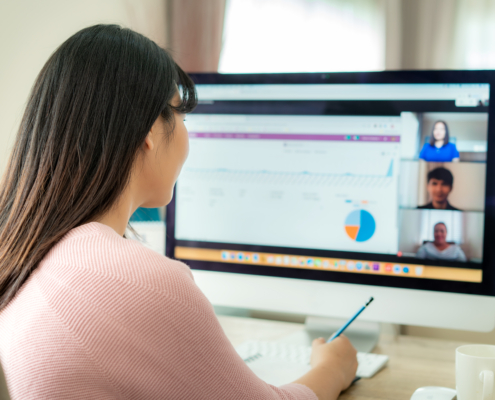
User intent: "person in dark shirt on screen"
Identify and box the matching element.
[418,167,461,211]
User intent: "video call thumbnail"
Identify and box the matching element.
[399,209,483,263]
[416,112,487,163]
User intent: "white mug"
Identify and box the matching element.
[456,344,495,400]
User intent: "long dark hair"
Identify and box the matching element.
[0,25,197,310]
[429,120,450,146]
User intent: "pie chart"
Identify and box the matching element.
[345,210,376,242]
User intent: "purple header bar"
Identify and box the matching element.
[188,132,401,142]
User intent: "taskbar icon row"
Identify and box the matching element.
[220,251,422,276]
[174,246,482,283]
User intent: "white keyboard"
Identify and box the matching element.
[236,340,389,379]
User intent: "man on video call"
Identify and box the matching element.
[418,167,461,211]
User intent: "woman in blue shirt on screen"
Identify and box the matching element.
[419,120,460,162]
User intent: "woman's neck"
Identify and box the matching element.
[95,189,137,236]
[434,140,444,148]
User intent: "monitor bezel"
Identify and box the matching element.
[166,70,495,297]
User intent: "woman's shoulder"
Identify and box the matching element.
[39,222,194,299]
[33,222,214,336]
[445,142,458,150]
[451,243,464,253]
[419,143,433,159]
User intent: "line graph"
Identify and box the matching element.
[180,160,395,188]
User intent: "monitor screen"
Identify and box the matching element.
[166,71,495,297]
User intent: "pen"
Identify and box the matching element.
[327,297,374,342]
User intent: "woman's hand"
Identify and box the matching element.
[293,335,358,400]
[311,336,358,391]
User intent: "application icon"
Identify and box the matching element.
[221,251,229,260]
[339,260,346,266]
[253,254,260,262]
[230,253,236,260]
[291,257,298,266]
[364,263,370,270]
[237,253,244,261]
[403,266,409,273]
[356,262,363,271]
[385,264,392,272]
[415,266,424,276]
[315,259,322,267]
[307,259,314,266]
[283,256,290,265]
[244,254,251,261]
[373,263,380,271]
[393,265,401,274]
[299,258,306,266]
[322,260,330,268]
[347,261,355,271]
[267,256,274,263]
[333,261,339,269]
[275,256,282,265]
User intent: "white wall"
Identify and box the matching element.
[0,0,167,176]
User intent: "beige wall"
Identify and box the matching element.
[0,0,167,176]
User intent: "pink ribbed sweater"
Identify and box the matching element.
[0,222,317,400]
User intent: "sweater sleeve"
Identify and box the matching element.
[132,259,318,400]
[37,244,317,400]
[416,245,427,259]
[418,143,428,160]
[455,246,467,262]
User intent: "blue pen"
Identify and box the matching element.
[327,297,374,342]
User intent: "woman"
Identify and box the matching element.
[0,25,356,399]
[416,222,467,262]
[418,120,460,162]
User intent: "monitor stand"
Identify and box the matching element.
[277,316,381,353]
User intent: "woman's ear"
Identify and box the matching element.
[144,132,155,151]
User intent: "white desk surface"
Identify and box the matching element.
[218,315,462,400]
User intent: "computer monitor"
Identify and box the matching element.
[166,71,495,333]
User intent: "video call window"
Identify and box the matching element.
[399,112,487,264]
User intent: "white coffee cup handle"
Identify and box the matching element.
[480,370,494,400]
